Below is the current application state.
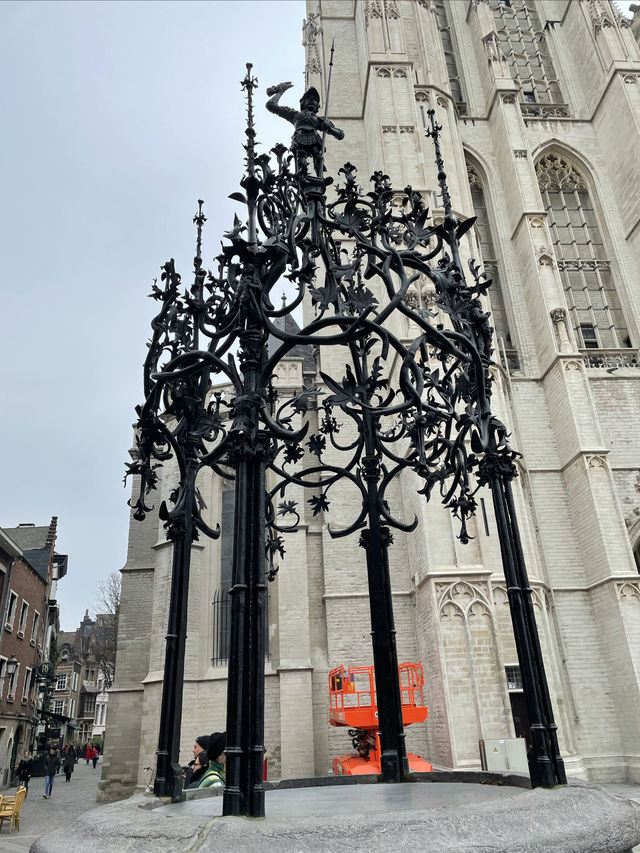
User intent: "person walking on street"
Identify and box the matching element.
[91,746,99,769]
[63,749,74,782]
[17,750,33,795]
[85,743,92,765]
[43,746,61,798]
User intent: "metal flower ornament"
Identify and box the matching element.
[126,59,565,813]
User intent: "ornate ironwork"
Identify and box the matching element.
[127,62,566,813]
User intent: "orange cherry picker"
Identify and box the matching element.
[329,661,434,775]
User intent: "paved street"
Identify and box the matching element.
[0,757,104,853]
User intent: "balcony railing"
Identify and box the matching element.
[520,103,570,119]
[581,349,639,370]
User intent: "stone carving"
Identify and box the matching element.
[302,12,322,79]
[535,246,555,267]
[537,154,586,191]
[302,12,320,48]
[557,258,610,272]
[550,308,567,324]
[625,506,640,529]
[501,94,516,105]
[587,454,608,470]
[437,580,492,620]
[364,0,383,22]
[514,150,528,159]
[375,65,407,79]
[615,581,640,601]
[623,74,639,84]
[521,103,570,119]
[582,350,639,370]
[587,0,630,34]
[563,359,584,372]
[404,287,419,309]
[467,166,481,187]
[399,125,414,133]
[436,96,448,108]
[415,90,430,104]
[528,216,546,229]
[385,0,400,19]
[484,33,507,65]
[382,125,397,133]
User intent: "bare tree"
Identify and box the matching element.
[92,570,121,690]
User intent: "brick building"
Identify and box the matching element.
[55,611,112,745]
[100,0,640,801]
[0,519,66,786]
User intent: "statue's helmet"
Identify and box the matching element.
[300,87,320,110]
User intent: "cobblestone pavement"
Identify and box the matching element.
[0,758,104,852]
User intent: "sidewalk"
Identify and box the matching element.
[0,758,104,853]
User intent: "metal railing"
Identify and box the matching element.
[212,587,270,665]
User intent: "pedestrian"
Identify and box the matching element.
[63,749,74,782]
[185,751,210,789]
[69,744,77,764]
[92,745,99,769]
[16,750,32,795]
[43,746,61,798]
[196,732,226,789]
[85,743,92,765]
[182,734,210,787]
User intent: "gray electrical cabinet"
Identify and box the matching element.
[479,738,528,774]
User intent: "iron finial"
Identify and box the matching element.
[193,199,206,264]
[241,62,259,245]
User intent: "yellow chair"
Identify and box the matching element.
[0,785,27,832]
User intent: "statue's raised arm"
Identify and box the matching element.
[266,83,344,177]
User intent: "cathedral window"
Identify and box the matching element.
[212,479,270,665]
[536,154,629,350]
[492,0,563,106]
[433,0,466,114]
[467,165,517,370]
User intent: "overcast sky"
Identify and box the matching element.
[0,0,305,630]
[1,0,636,632]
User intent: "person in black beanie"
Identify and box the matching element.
[195,732,226,788]
[182,734,210,787]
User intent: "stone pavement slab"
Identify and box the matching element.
[29,777,640,853]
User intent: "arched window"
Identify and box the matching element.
[536,153,629,350]
[433,0,466,114]
[467,165,517,369]
[492,0,563,106]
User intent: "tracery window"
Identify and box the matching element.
[536,154,629,350]
[433,0,466,113]
[467,166,517,369]
[492,0,562,106]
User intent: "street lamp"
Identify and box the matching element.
[127,64,565,812]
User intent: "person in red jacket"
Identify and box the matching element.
[91,746,99,769]
[85,743,93,764]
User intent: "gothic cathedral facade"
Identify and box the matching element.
[100,0,640,801]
